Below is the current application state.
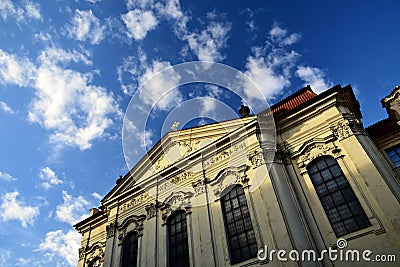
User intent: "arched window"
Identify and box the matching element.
[221,185,257,264]
[89,257,102,267]
[167,210,190,267]
[121,232,139,267]
[307,156,370,236]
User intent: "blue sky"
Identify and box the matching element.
[0,0,399,266]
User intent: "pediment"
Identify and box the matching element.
[102,117,256,204]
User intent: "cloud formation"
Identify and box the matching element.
[0,171,17,181]
[38,167,63,189]
[0,101,17,115]
[0,48,120,150]
[122,9,158,40]
[38,229,81,267]
[296,66,333,93]
[55,191,91,225]
[0,0,42,22]
[66,9,106,45]
[0,191,39,227]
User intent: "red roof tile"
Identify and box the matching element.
[262,85,318,116]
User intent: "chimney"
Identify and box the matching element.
[90,208,99,216]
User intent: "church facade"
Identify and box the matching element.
[74,84,400,267]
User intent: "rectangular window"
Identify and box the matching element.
[221,185,258,264]
[386,145,400,167]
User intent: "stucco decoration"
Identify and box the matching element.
[331,120,352,141]
[106,222,117,239]
[159,191,194,224]
[294,140,342,174]
[85,242,106,265]
[117,214,146,242]
[210,165,250,198]
[248,150,265,169]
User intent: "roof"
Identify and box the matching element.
[366,117,399,140]
[269,85,318,115]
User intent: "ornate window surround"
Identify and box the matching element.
[292,138,386,244]
[81,242,105,267]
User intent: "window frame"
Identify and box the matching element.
[307,156,371,237]
[220,184,258,265]
[385,144,400,168]
[167,210,190,267]
[120,231,139,267]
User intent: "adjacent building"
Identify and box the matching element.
[74,84,400,267]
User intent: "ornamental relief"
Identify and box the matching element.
[83,242,106,265]
[210,165,249,198]
[159,191,193,225]
[117,214,146,242]
[296,143,342,172]
[248,150,265,168]
[330,120,352,141]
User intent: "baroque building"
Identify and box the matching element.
[74,84,400,267]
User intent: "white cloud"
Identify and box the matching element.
[38,167,63,189]
[269,24,301,46]
[85,0,102,3]
[66,9,106,45]
[184,20,231,62]
[138,129,153,148]
[122,9,158,40]
[0,49,36,87]
[241,24,305,103]
[243,55,291,101]
[0,48,120,150]
[156,0,183,20]
[0,249,12,267]
[24,1,41,20]
[0,191,39,227]
[0,171,16,181]
[296,66,333,93]
[38,229,81,267]
[0,101,17,115]
[138,60,182,110]
[0,0,42,22]
[55,191,91,225]
[127,0,154,9]
[91,192,102,200]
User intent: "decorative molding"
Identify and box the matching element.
[248,150,265,168]
[106,222,117,239]
[295,141,342,173]
[78,247,85,260]
[145,202,157,220]
[203,141,247,169]
[85,242,105,265]
[117,214,146,242]
[119,192,151,213]
[192,179,206,196]
[159,191,193,225]
[158,171,194,191]
[210,165,249,198]
[331,120,352,141]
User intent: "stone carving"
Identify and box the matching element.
[158,172,194,191]
[160,191,193,225]
[85,242,105,265]
[210,166,248,198]
[106,222,117,239]
[192,179,206,196]
[119,192,151,213]
[248,150,265,168]
[203,142,247,169]
[79,247,85,260]
[118,215,146,241]
[331,120,352,141]
[145,202,157,219]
